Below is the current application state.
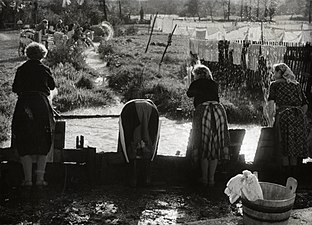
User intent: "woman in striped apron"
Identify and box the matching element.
[187,64,230,187]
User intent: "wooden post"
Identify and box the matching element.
[309,0,312,24]
[85,147,96,185]
[159,24,177,70]
[145,12,158,53]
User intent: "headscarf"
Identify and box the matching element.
[273,63,298,85]
[192,64,213,80]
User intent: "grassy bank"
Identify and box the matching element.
[0,26,264,144]
[99,27,264,123]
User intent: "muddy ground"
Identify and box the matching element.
[1,167,312,225]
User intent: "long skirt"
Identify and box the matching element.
[11,93,55,156]
[187,101,230,164]
[275,107,308,158]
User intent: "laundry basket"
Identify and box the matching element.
[242,177,297,225]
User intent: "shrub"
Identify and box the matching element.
[98,40,115,57]
[75,75,94,89]
[125,25,138,35]
[52,63,115,112]
[0,114,10,143]
[45,44,86,70]
[90,25,106,37]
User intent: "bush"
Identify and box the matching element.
[90,25,106,37]
[125,25,138,35]
[0,114,10,143]
[52,63,115,112]
[98,40,115,57]
[45,44,86,71]
[75,75,94,89]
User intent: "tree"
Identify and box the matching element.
[201,0,219,21]
[267,0,278,21]
[184,0,200,18]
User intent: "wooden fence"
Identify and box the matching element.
[191,40,312,104]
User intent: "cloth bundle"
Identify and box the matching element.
[224,170,264,204]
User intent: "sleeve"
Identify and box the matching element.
[12,69,21,94]
[46,68,56,90]
[267,82,276,101]
[187,81,199,97]
[300,86,308,106]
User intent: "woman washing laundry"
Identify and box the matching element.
[267,63,308,179]
[11,42,57,187]
[186,64,230,187]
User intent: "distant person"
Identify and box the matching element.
[55,19,65,32]
[11,42,57,187]
[35,19,53,48]
[267,63,308,178]
[186,64,230,187]
[118,99,160,187]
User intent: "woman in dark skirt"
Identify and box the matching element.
[267,63,308,178]
[11,42,56,187]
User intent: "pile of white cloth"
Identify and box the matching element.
[224,170,264,204]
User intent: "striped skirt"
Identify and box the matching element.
[187,101,230,163]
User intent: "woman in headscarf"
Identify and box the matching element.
[267,63,308,178]
[12,42,57,187]
[187,64,230,187]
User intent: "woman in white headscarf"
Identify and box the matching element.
[267,63,308,178]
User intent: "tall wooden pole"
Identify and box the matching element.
[145,12,158,53]
[309,0,312,24]
[103,0,107,21]
[227,0,231,21]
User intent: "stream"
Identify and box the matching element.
[60,116,261,163]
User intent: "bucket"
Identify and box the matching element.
[242,177,297,225]
[54,120,65,149]
[253,127,276,166]
[229,129,246,162]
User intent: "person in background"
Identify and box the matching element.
[118,99,160,187]
[11,42,57,187]
[267,63,308,179]
[55,19,65,33]
[187,64,229,187]
[35,19,53,48]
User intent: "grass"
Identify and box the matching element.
[100,27,264,122]
[0,25,264,144]
[0,30,115,143]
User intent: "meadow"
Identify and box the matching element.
[0,25,264,144]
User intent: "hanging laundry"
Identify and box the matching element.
[189,39,199,56]
[229,42,243,65]
[62,0,71,8]
[202,40,219,62]
[77,0,84,5]
[248,44,261,71]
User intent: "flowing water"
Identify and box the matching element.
[1,111,262,163]
[62,116,261,163]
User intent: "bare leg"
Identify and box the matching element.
[36,155,48,185]
[200,158,209,185]
[20,155,33,186]
[208,159,218,186]
[129,160,137,187]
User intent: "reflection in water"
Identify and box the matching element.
[0,116,262,163]
[63,117,261,163]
